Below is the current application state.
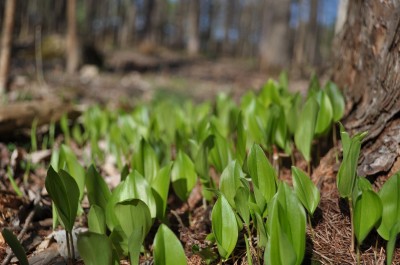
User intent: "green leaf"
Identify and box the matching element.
[86,165,111,211]
[77,232,113,265]
[209,131,232,173]
[50,148,59,171]
[59,145,86,200]
[279,71,289,91]
[6,166,23,197]
[88,205,106,234]
[274,106,288,152]
[171,151,197,201]
[244,235,253,265]
[109,226,128,256]
[354,190,382,245]
[191,245,218,264]
[132,139,159,183]
[315,91,333,135]
[291,166,320,215]
[294,96,318,162]
[259,79,281,106]
[211,195,238,259]
[254,212,267,248]
[247,144,277,203]
[120,164,130,181]
[60,114,70,145]
[151,163,172,219]
[285,93,301,135]
[234,186,250,226]
[386,222,400,265]
[194,135,214,179]
[325,81,345,122]
[114,199,152,242]
[153,224,187,265]
[1,229,28,265]
[106,171,156,230]
[252,186,267,217]
[338,123,350,152]
[128,228,145,265]
[377,172,400,240]
[336,130,367,198]
[236,112,247,167]
[307,74,320,98]
[219,161,244,208]
[45,167,79,231]
[266,182,306,265]
[194,135,215,201]
[351,177,372,207]
[265,204,297,265]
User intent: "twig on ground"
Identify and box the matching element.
[1,191,42,265]
[170,210,185,228]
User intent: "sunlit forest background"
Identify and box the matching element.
[0,0,341,80]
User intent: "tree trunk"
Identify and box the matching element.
[186,0,200,56]
[119,0,136,48]
[0,0,16,94]
[258,0,291,71]
[334,0,348,35]
[306,0,319,66]
[222,0,235,55]
[66,0,79,74]
[292,0,307,74]
[332,0,400,176]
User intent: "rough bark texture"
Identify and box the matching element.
[0,0,16,94]
[332,0,400,176]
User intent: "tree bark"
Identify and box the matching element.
[66,0,79,74]
[186,0,200,56]
[0,0,16,94]
[332,0,400,176]
[258,0,291,71]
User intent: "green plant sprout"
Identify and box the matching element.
[45,167,79,264]
[336,124,367,255]
[33,74,392,264]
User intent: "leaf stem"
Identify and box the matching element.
[69,230,75,261]
[66,231,72,265]
[356,243,360,265]
[332,125,337,148]
[374,238,378,264]
[307,214,315,241]
[245,224,259,265]
[348,199,355,252]
[290,147,295,167]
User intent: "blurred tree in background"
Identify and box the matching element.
[0,0,339,93]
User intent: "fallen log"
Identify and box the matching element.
[0,98,81,135]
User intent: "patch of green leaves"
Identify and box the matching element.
[77,232,113,265]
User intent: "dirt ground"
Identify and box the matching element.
[1,52,398,264]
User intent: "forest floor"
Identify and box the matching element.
[1,50,399,264]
